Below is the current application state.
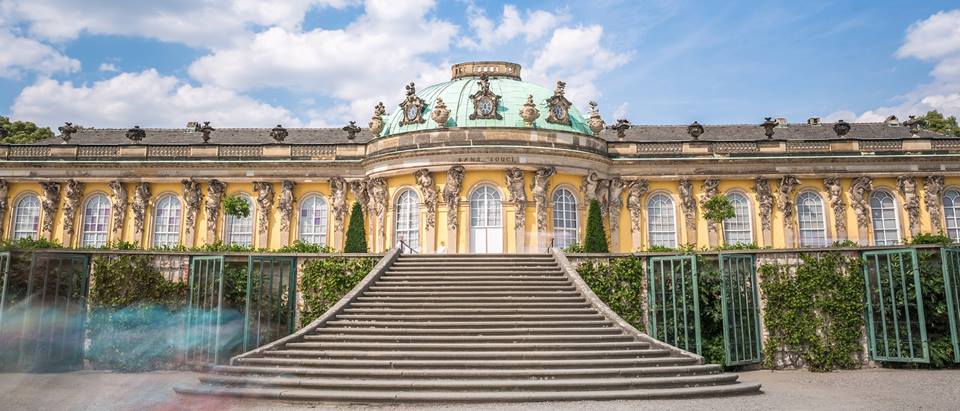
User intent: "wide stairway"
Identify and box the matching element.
[176,253,760,402]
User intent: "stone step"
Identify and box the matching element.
[234,356,701,369]
[284,341,651,351]
[354,296,588,303]
[367,285,576,292]
[388,266,558,271]
[374,280,571,286]
[341,307,597,314]
[379,275,566,280]
[347,301,592,309]
[324,320,613,329]
[334,314,605,322]
[261,349,672,360]
[362,291,582,297]
[314,326,626,336]
[209,364,723,380]
[302,334,635,344]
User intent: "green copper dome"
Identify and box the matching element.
[380,62,593,137]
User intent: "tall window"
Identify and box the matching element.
[153,195,181,247]
[470,186,502,228]
[723,192,753,245]
[298,195,328,245]
[871,190,901,245]
[81,194,111,248]
[395,189,420,252]
[552,188,579,249]
[12,194,40,240]
[797,191,828,247]
[647,193,677,248]
[224,194,254,247]
[944,189,960,241]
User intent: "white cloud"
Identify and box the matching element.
[98,62,118,72]
[10,69,299,128]
[459,4,566,50]
[188,0,456,123]
[526,25,631,111]
[0,28,79,78]
[896,10,960,60]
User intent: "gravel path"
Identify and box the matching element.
[0,368,958,410]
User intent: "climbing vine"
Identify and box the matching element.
[298,256,376,326]
[577,257,645,329]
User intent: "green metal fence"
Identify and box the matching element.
[185,255,226,365]
[719,253,762,366]
[0,251,11,333]
[647,255,700,354]
[16,253,90,371]
[243,256,297,351]
[862,249,928,363]
[942,247,960,363]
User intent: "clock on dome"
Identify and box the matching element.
[468,75,502,120]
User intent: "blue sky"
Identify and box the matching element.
[1,0,958,129]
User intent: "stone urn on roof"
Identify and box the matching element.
[519,95,540,127]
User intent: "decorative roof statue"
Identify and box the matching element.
[586,101,605,136]
[545,80,572,125]
[903,115,923,135]
[369,102,386,135]
[125,125,146,142]
[687,121,705,140]
[519,95,540,127]
[431,97,451,127]
[608,118,631,140]
[398,82,426,126]
[58,122,79,143]
[198,121,215,143]
[833,120,851,137]
[761,117,778,139]
[343,121,361,140]
[270,124,288,143]
[469,75,502,120]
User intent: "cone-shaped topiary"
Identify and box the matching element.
[343,202,368,253]
[582,200,609,253]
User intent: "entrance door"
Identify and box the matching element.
[470,186,503,253]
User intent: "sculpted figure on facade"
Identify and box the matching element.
[581,172,599,202]
[414,169,438,230]
[253,182,275,240]
[596,178,611,218]
[752,177,773,231]
[367,177,388,238]
[823,177,846,233]
[108,181,127,240]
[205,179,226,241]
[329,177,348,233]
[924,175,945,232]
[849,176,874,227]
[133,182,151,241]
[898,176,920,234]
[679,178,697,230]
[368,102,386,135]
[608,177,626,214]
[349,178,369,215]
[62,179,84,238]
[181,178,201,241]
[626,179,649,232]
[40,182,61,238]
[0,180,7,238]
[531,166,556,231]
[443,166,465,230]
[699,178,721,232]
[278,181,295,234]
[777,176,800,228]
[505,168,527,229]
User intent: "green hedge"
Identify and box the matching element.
[298,256,375,326]
[576,257,644,333]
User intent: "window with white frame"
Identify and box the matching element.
[470,186,502,228]
[395,189,420,252]
[152,195,181,247]
[298,195,328,245]
[797,191,828,247]
[944,189,960,242]
[647,193,677,248]
[224,195,254,247]
[12,194,40,240]
[870,190,901,245]
[723,192,753,245]
[552,188,578,249]
[80,194,111,247]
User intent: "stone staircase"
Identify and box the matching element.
[175,251,760,402]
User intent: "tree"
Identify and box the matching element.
[343,202,368,253]
[702,195,735,225]
[920,110,960,137]
[0,116,55,144]
[582,200,609,253]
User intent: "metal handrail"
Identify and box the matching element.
[397,239,418,254]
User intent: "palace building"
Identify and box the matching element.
[2,61,957,253]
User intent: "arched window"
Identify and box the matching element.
[870,190,901,245]
[298,195,328,245]
[647,193,677,248]
[552,188,578,249]
[469,185,503,253]
[153,195,181,247]
[80,194,111,248]
[395,189,420,252]
[224,194,254,247]
[723,192,753,245]
[12,194,40,240]
[797,191,828,247]
[944,189,960,241]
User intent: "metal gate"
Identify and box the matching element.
[243,256,297,351]
[0,251,11,330]
[719,253,762,366]
[944,247,960,363]
[647,255,700,353]
[185,256,225,364]
[862,249,928,363]
[14,253,90,371]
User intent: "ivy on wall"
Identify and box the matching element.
[577,258,644,328]
[910,233,957,368]
[298,256,375,326]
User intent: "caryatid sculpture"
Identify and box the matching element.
[626,179,649,232]
[924,175,945,232]
[849,176,874,227]
[898,176,920,234]
[443,166,465,230]
[367,177,388,239]
[329,177,348,233]
[108,180,127,240]
[40,182,61,239]
[823,177,846,235]
[253,182,275,244]
[414,169,438,230]
[278,181,296,234]
[505,168,527,229]
[62,179,84,239]
[531,166,556,231]
[777,176,800,228]
[752,177,773,232]
[133,182,152,242]
[349,178,369,215]
[205,179,227,241]
[181,179,201,243]
[699,177,720,232]
[0,180,7,238]
[581,172,599,202]
[678,178,696,230]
